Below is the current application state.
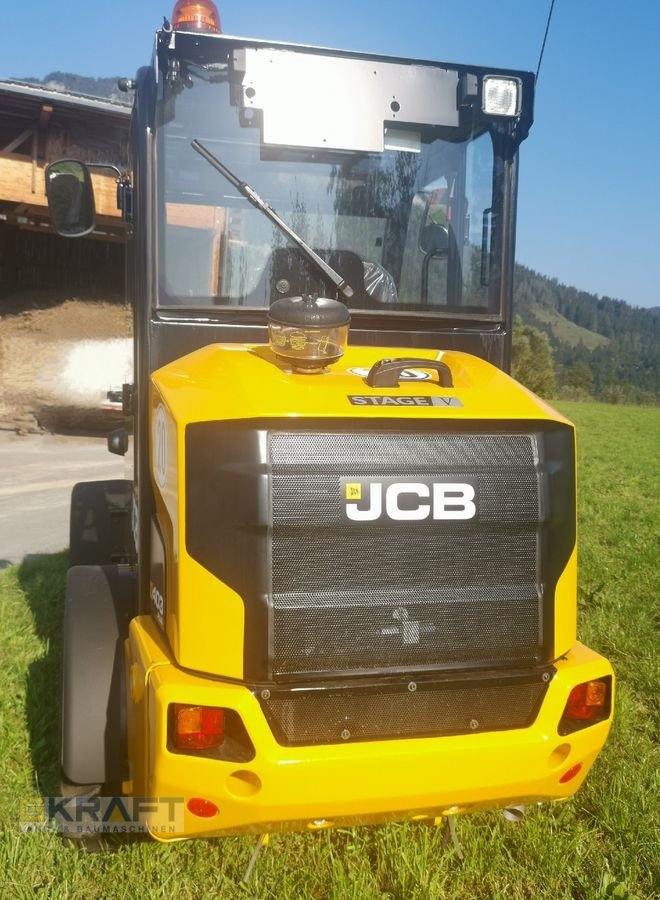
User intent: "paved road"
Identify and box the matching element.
[0,430,128,567]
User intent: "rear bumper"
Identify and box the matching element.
[126,617,614,840]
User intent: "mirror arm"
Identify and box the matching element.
[88,163,133,221]
[86,162,123,178]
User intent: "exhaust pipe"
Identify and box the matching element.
[502,805,525,822]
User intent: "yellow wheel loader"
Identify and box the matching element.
[45,0,613,843]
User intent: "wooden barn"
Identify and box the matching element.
[0,81,131,297]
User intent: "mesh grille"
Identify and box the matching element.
[269,431,543,678]
[270,432,536,469]
[258,674,550,745]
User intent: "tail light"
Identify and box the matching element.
[559,763,583,784]
[171,0,221,33]
[187,797,219,818]
[172,703,225,749]
[559,677,612,735]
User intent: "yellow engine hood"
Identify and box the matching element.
[152,343,569,426]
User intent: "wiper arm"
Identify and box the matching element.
[191,139,354,301]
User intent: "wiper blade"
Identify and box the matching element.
[191,139,354,301]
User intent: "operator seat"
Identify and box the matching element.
[267,247,369,307]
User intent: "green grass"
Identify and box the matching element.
[1,402,658,899]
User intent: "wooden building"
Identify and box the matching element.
[0,81,131,295]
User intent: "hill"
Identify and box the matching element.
[18,71,130,105]
[514,265,660,402]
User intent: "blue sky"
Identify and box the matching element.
[3,0,659,308]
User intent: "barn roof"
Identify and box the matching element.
[0,80,132,119]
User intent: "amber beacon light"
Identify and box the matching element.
[171,0,222,33]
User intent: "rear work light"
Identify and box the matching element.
[559,677,611,735]
[482,76,521,117]
[172,704,225,750]
[171,0,221,33]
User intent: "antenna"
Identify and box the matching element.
[536,0,557,83]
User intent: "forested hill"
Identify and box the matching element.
[514,264,659,402]
[19,72,129,104]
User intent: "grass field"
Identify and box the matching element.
[1,402,658,899]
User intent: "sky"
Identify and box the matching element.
[2,0,659,309]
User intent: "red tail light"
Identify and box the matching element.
[559,677,611,734]
[559,763,583,784]
[173,704,225,749]
[564,681,607,720]
[171,0,221,33]
[187,797,219,818]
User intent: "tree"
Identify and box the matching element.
[565,361,594,395]
[511,317,556,397]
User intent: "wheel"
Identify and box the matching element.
[69,480,133,566]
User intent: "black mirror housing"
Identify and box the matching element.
[45,160,96,237]
[420,223,449,257]
[107,428,129,456]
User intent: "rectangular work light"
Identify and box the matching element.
[482,76,522,117]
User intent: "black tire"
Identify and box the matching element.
[69,480,133,566]
[61,565,136,787]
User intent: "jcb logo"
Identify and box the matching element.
[342,479,477,522]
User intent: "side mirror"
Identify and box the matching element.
[420,223,449,257]
[45,160,96,237]
[107,427,129,456]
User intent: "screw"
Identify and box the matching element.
[340,729,351,740]
[408,682,417,693]
[542,672,551,683]
[469,719,479,730]
[260,689,271,700]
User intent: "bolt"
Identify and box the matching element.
[469,719,479,730]
[340,729,351,740]
[408,682,417,693]
[260,689,271,700]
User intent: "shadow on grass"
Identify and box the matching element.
[18,551,69,798]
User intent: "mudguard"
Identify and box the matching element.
[61,564,136,785]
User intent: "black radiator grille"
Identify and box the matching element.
[258,671,552,745]
[269,432,544,679]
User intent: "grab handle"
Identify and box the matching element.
[365,357,453,388]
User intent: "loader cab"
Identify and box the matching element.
[46,27,534,373]
[140,31,533,374]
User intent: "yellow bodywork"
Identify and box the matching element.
[124,342,614,839]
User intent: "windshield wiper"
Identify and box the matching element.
[191,139,354,301]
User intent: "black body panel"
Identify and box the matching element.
[256,667,554,745]
[186,419,575,683]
